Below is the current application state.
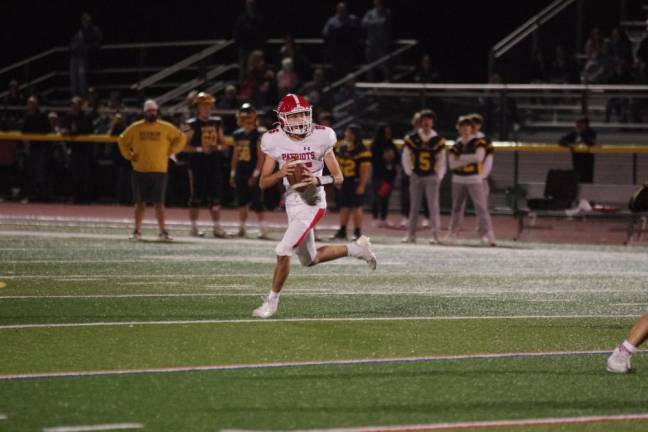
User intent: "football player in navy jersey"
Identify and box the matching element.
[230,103,270,238]
[181,92,228,237]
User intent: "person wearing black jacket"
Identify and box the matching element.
[559,117,596,183]
[62,97,96,203]
[233,0,266,81]
[370,123,398,227]
[21,96,52,201]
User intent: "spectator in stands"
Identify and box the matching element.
[48,112,63,134]
[233,0,266,81]
[62,96,96,203]
[217,85,240,134]
[21,96,52,202]
[415,53,442,83]
[279,33,310,81]
[240,50,275,109]
[584,28,604,64]
[69,12,102,97]
[582,28,613,84]
[322,2,362,80]
[605,61,633,123]
[370,122,398,227]
[609,27,633,68]
[548,46,579,84]
[276,58,300,98]
[118,100,186,240]
[362,0,393,82]
[1,80,25,130]
[559,117,596,183]
[302,68,329,108]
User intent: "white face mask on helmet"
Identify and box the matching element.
[276,94,312,136]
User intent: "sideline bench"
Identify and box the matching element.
[512,183,646,244]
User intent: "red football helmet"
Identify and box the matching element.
[276,94,312,136]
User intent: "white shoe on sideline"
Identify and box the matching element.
[190,228,205,238]
[401,236,416,244]
[481,232,497,247]
[355,235,377,270]
[429,233,441,245]
[253,296,279,319]
[607,347,631,373]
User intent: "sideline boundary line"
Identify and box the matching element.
[42,423,144,432]
[0,349,636,381]
[221,413,648,432]
[0,314,639,330]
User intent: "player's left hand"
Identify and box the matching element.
[355,185,365,194]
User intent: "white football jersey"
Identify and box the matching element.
[261,124,337,191]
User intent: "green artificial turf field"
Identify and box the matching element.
[1,222,647,431]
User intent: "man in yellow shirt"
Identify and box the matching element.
[118,100,186,240]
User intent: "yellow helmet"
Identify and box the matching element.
[193,92,215,106]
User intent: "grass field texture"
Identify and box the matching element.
[1,221,647,431]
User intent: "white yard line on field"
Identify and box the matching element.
[0,314,639,331]
[220,413,648,432]
[42,423,144,432]
[2,349,639,381]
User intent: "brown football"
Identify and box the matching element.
[286,160,309,192]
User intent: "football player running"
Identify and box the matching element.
[607,314,648,373]
[253,94,377,318]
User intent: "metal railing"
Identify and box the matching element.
[488,0,576,80]
[354,82,648,139]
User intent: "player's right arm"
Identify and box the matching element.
[118,125,138,161]
[259,156,295,190]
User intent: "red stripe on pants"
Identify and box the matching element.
[293,208,326,248]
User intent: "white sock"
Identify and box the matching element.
[268,291,280,301]
[346,242,362,258]
[621,340,637,354]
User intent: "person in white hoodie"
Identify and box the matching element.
[401,109,446,244]
[447,116,496,246]
[468,113,494,200]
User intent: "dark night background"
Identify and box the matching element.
[3,0,640,83]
